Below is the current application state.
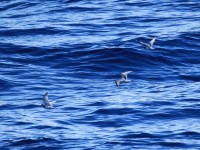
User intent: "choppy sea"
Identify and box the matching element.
[1,0,200,149]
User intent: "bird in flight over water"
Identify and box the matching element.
[42,92,56,109]
[115,71,132,87]
[138,37,156,49]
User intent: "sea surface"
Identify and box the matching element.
[0,0,200,149]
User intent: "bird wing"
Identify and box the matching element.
[121,71,132,80]
[51,100,57,106]
[115,78,125,87]
[43,92,51,106]
[139,40,149,47]
[149,37,156,47]
[115,79,121,87]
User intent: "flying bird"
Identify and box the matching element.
[115,71,132,87]
[42,92,56,109]
[138,37,156,49]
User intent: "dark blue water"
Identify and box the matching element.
[1,0,200,149]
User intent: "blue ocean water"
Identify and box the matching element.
[1,0,200,149]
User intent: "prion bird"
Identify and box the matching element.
[42,92,56,109]
[138,37,156,49]
[115,71,132,87]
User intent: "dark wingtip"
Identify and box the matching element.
[44,92,48,96]
[115,80,118,87]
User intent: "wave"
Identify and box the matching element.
[1,0,200,149]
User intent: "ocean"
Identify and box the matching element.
[1,0,200,149]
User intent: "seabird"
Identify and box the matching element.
[115,71,132,87]
[42,92,56,109]
[138,37,156,49]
